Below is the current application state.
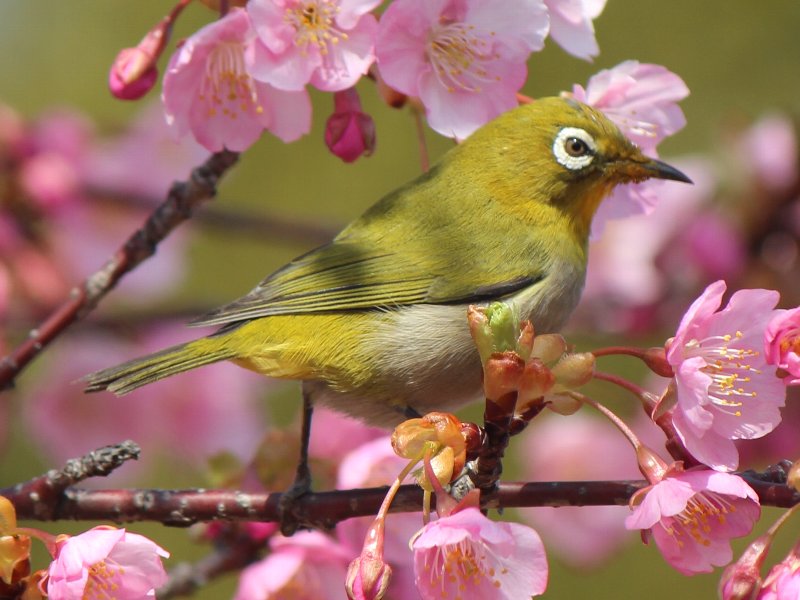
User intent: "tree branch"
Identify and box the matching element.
[4,477,797,529]
[0,150,240,391]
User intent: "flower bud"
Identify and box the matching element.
[109,48,159,100]
[551,352,595,388]
[531,333,567,364]
[544,392,582,415]
[325,88,376,163]
[109,3,188,100]
[345,552,392,600]
[642,346,674,377]
[718,533,770,600]
[516,358,555,409]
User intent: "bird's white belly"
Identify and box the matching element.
[311,259,586,427]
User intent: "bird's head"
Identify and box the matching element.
[462,96,691,239]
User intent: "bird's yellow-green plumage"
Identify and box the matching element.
[85,97,690,426]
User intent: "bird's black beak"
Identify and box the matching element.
[638,157,693,184]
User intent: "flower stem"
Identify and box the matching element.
[567,391,642,451]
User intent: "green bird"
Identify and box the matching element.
[85,96,689,439]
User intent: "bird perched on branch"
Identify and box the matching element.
[85,96,690,520]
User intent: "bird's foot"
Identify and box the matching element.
[278,466,312,536]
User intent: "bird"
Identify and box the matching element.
[85,95,689,482]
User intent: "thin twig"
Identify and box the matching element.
[3,441,140,521]
[0,150,239,390]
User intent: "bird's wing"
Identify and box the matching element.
[191,238,541,326]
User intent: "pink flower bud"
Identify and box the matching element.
[325,88,376,163]
[345,553,392,600]
[108,3,187,100]
[718,534,770,600]
[109,47,159,100]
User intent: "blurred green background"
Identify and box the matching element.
[1,1,798,598]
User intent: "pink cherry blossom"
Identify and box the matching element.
[162,8,311,152]
[765,307,800,385]
[571,61,689,235]
[544,0,606,60]
[759,547,800,600]
[325,87,376,163]
[233,531,351,599]
[46,527,169,599]
[665,280,784,471]
[247,0,381,92]
[376,0,549,139]
[625,469,760,575]
[412,507,548,599]
[519,411,662,567]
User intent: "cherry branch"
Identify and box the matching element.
[4,477,796,529]
[0,150,240,391]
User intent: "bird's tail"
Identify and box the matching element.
[83,336,235,395]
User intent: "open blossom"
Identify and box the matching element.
[544,0,606,60]
[571,61,689,234]
[46,527,169,599]
[162,7,311,152]
[625,469,760,575]
[412,507,548,599]
[233,531,351,599]
[248,0,380,92]
[665,280,784,471]
[376,0,549,139]
[764,307,800,385]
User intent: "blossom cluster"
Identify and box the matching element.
[114,0,610,152]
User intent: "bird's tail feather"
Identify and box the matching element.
[83,337,234,395]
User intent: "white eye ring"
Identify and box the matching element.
[553,127,597,171]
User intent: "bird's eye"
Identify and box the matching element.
[553,127,597,171]
[565,137,590,157]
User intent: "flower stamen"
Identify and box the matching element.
[427,23,500,94]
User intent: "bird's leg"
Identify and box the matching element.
[278,384,314,536]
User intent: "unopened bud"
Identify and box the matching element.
[483,352,525,401]
[718,534,771,600]
[531,333,567,364]
[636,445,671,483]
[109,1,189,100]
[544,392,582,415]
[325,88,376,163]
[109,48,159,100]
[551,352,595,389]
[346,554,392,600]
[643,346,674,377]
[516,358,555,408]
